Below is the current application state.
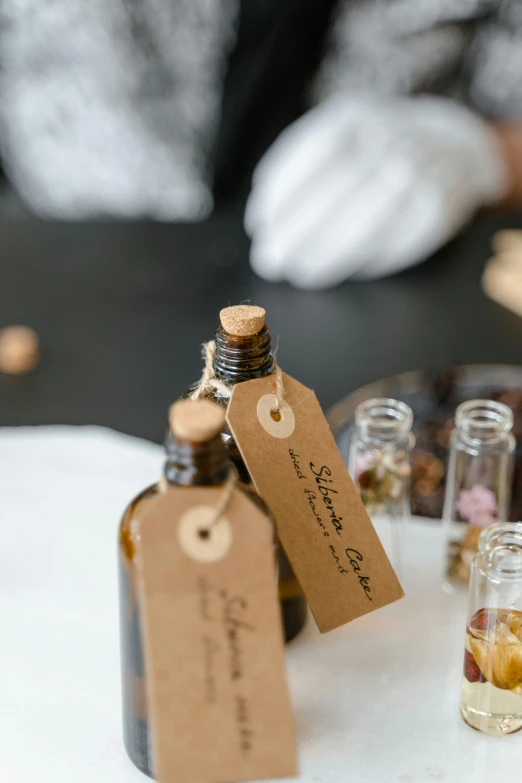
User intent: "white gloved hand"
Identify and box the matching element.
[245,96,510,289]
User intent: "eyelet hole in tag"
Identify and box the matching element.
[257,394,295,439]
[178,505,232,563]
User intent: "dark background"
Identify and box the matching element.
[1,205,522,444]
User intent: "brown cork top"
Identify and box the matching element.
[169,399,225,442]
[219,305,265,337]
[0,325,40,375]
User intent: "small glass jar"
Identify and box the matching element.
[348,398,415,578]
[461,522,522,735]
[444,400,515,590]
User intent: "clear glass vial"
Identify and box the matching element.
[348,398,415,578]
[444,400,515,589]
[461,522,522,735]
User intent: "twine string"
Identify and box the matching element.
[190,341,233,400]
[204,470,237,532]
[271,361,285,415]
[191,339,286,416]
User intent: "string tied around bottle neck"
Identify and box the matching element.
[204,469,237,532]
[190,340,285,414]
[190,341,232,400]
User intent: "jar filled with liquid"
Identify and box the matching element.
[461,522,522,735]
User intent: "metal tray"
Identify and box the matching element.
[327,364,522,519]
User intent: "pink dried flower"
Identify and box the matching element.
[456,484,498,526]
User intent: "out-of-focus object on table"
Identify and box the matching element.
[2,425,521,783]
[2,210,522,440]
[491,230,522,256]
[0,325,39,375]
[483,229,522,319]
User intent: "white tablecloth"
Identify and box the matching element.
[0,426,517,783]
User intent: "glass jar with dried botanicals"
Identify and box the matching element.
[461,522,522,735]
[118,399,277,777]
[444,400,515,590]
[348,398,414,578]
[184,304,308,643]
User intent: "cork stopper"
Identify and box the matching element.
[0,325,40,375]
[169,399,226,443]
[219,305,265,337]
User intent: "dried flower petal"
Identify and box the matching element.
[507,612,522,640]
[471,608,498,632]
[358,470,374,490]
[395,463,411,479]
[469,621,522,693]
[463,525,482,552]
[354,451,376,480]
[464,648,486,684]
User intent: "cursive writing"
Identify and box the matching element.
[345,549,372,601]
[304,488,329,536]
[329,544,349,574]
[310,463,343,536]
[289,449,307,479]
[221,591,254,680]
[236,695,254,753]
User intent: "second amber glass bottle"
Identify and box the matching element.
[119,399,276,777]
[185,305,308,642]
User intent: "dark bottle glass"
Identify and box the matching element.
[119,422,268,778]
[185,306,308,643]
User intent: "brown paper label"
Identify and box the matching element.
[135,485,297,783]
[227,373,404,633]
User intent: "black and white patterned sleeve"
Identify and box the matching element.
[467,1,522,117]
[0,0,238,218]
[313,0,494,102]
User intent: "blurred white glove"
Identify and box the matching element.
[245,96,510,289]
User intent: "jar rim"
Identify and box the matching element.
[478,522,522,576]
[455,399,513,438]
[355,398,413,433]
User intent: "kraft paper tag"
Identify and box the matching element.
[227,373,404,633]
[136,485,297,783]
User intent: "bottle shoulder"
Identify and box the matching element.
[119,483,159,561]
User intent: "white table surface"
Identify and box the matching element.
[0,426,517,783]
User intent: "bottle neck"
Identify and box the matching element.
[354,398,414,449]
[164,433,230,486]
[478,522,522,579]
[455,399,514,449]
[213,325,273,384]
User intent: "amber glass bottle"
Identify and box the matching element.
[119,399,270,777]
[185,305,308,643]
